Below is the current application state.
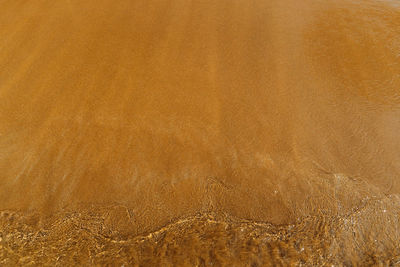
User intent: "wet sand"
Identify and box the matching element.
[1,0,400,265]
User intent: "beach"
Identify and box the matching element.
[1,0,400,264]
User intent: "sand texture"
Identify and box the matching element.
[1,0,400,265]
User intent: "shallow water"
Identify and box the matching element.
[0,0,400,265]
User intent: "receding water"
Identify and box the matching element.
[0,0,400,265]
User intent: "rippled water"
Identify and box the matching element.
[0,0,399,265]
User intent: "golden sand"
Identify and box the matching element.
[0,0,400,265]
